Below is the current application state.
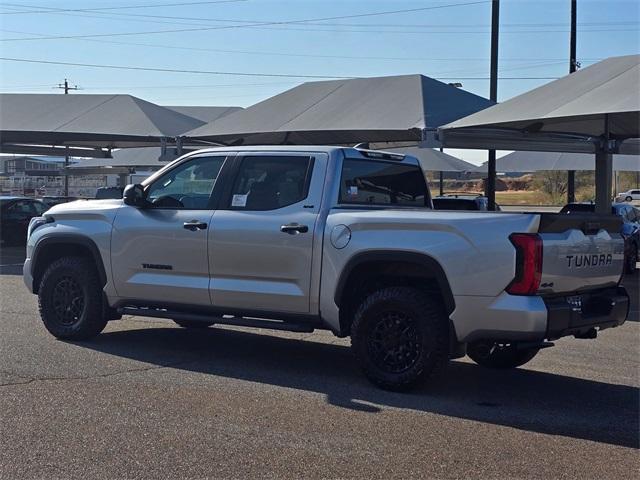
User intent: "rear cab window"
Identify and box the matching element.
[339,159,430,207]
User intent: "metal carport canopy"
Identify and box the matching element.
[0,94,207,151]
[388,146,478,172]
[66,146,198,174]
[183,74,494,146]
[474,151,640,172]
[438,55,640,212]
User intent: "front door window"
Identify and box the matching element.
[147,156,226,209]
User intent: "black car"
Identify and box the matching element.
[432,194,501,211]
[0,196,48,245]
[560,202,640,273]
[95,187,124,200]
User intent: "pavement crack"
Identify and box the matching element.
[0,359,196,388]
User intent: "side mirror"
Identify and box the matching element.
[123,184,147,207]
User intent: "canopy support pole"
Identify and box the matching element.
[595,114,612,214]
[118,173,129,188]
[566,0,577,205]
[486,0,500,210]
[439,171,444,196]
[64,146,69,197]
[567,170,575,203]
[595,151,612,213]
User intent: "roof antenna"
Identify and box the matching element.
[354,142,370,149]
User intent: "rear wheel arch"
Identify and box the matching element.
[32,235,107,294]
[334,251,455,337]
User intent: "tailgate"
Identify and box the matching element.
[537,213,625,294]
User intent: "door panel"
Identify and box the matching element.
[209,153,327,314]
[111,208,213,305]
[110,154,229,306]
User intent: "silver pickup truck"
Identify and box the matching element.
[24,146,629,390]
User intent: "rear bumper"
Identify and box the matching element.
[544,287,629,340]
[451,287,629,343]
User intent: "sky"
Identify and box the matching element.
[0,0,638,163]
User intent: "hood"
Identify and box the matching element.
[45,198,123,218]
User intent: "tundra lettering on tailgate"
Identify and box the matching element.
[565,254,612,268]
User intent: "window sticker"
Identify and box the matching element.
[231,193,248,207]
[348,186,358,197]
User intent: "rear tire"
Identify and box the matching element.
[467,341,539,369]
[350,287,449,391]
[38,256,107,340]
[173,319,215,329]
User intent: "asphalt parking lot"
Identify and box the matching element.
[0,245,638,479]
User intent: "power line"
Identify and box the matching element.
[0,56,351,79]
[2,24,634,42]
[0,56,559,80]
[0,1,247,14]
[0,27,604,64]
[4,1,636,29]
[0,1,492,42]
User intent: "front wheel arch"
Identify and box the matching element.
[32,235,107,294]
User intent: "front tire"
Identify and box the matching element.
[350,287,449,391]
[467,341,539,369]
[38,256,108,340]
[625,196,633,202]
[172,319,215,329]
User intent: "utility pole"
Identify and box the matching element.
[55,78,79,95]
[567,0,578,203]
[55,79,79,196]
[486,0,499,210]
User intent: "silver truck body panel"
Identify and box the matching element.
[111,207,214,306]
[24,199,121,299]
[319,209,541,336]
[208,152,329,313]
[538,229,625,294]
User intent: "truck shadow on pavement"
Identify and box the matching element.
[79,325,639,449]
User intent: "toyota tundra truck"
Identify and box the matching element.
[23,146,629,390]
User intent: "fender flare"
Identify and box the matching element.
[333,250,455,315]
[31,233,107,290]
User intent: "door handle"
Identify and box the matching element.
[280,223,309,234]
[183,220,208,231]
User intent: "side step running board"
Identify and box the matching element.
[118,307,316,333]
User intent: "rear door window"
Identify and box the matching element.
[339,159,428,207]
[229,155,313,210]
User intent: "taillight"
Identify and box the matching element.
[506,233,543,295]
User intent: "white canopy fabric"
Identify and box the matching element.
[0,94,206,149]
[439,55,640,154]
[185,74,494,145]
[475,151,640,173]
